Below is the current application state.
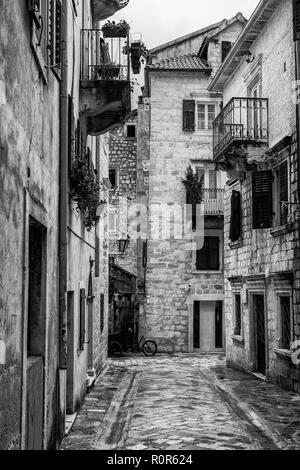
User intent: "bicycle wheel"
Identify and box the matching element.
[142,340,157,357]
[108,340,123,358]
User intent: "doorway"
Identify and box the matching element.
[193,301,223,352]
[26,217,47,450]
[253,294,266,374]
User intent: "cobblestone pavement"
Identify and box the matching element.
[61,354,300,451]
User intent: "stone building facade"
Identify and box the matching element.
[209,0,300,392]
[0,0,130,450]
[138,14,246,353]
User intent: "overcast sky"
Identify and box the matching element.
[111,0,260,49]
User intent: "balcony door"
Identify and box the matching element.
[248,79,262,140]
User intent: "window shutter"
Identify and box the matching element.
[252,171,273,229]
[143,241,148,268]
[294,0,300,41]
[229,190,241,241]
[183,100,195,131]
[196,237,220,271]
[79,289,86,350]
[100,294,105,333]
[49,0,62,74]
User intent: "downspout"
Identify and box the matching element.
[59,1,68,370]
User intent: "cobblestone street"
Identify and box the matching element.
[61,355,300,451]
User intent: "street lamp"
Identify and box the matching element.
[118,235,130,255]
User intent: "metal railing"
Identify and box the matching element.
[213,97,268,158]
[202,188,224,214]
[81,29,130,82]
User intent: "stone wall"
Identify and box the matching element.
[220,0,300,392]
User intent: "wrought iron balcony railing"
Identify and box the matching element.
[202,188,224,214]
[81,29,130,82]
[213,97,268,159]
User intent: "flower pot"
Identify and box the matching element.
[102,27,128,38]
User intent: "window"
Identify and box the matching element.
[209,170,217,199]
[79,289,86,351]
[280,297,291,350]
[252,171,273,229]
[109,168,119,189]
[234,294,242,337]
[183,100,195,131]
[229,190,241,241]
[109,210,118,234]
[29,0,49,82]
[100,294,105,334]
[143,241,148,267]
[222,41,232,62]
[197,103,216,130]
[196,235,221,271]
[126,125,136,139]
[274,160,289,227]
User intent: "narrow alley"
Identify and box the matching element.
[62,355,300,451]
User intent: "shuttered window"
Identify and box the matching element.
[280,297,291,350]
[143,241,148,267]
[229,190,241,241]
[293,0,300,41]
[100,294,105,334]
[252,171,273,229]
[28,0,41,27]
[183,100,195,131]
[49,0,62,77]
[79,289,86,351]
[234,294,242,336]
[196,236,220,271]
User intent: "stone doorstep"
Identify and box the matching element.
[65,413,77,437]
[251,372,268,382]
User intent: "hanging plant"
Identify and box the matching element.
[70,154,105,231]
[181,166,204,207]
[102,20,130,38]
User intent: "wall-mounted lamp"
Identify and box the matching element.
[246,51,255,64]
[118,235,130,255]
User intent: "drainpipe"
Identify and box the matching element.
[59,1,69,370]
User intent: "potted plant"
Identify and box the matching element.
[70,153,105,231]
[123,41,149,74]
[102,20,130,38]
[181,166,204,228]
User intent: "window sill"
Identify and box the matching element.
[270,222,294,237]
[229,239,243,250]
[273,347,292,361]
[232,335,245,346]
[192,270,223,275]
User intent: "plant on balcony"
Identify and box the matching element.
[123,40,149,74]
[102,20,130,38]
[181,166,204,207]
[70,154,105,231]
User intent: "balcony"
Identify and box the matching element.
[202,189,224,215]
[92,0,130,22]
[213,98,268,176]
[80,29,131,135]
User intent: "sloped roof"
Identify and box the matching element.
[147,53,211,71]
[150,13,247,55]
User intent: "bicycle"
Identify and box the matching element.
[137,336,158,357]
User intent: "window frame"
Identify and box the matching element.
[278,294,292,352]
[109,208,118,235]
[109,167,120,190]
[193,230,223,273]
[196,102,217,131]
[273,157,290,228]
[78,288,86,352]
[125,124,137,139]
[233,293,243,338]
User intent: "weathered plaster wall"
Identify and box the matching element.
[0,0,60,449]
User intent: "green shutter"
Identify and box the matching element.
[252,171,273,229]
[229,190,241,241]
[183,100,195,131]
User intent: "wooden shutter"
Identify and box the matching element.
[49,0,62,76]
[79,289,86,350]
[252,171,273,229]
[294,0,300,41]
[229,190,241,241]
[100,294,105,333]
[279,161,288,225]
[183,100,195,131]
[28,0,41,27]
[143,241,148,267]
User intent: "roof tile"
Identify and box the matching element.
[148,53,210,71]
